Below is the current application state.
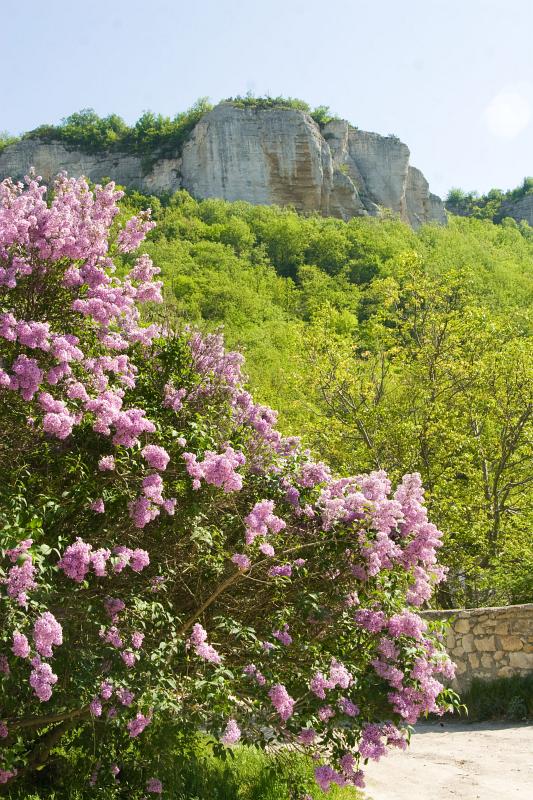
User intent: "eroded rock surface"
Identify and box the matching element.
[0,103,446,228]
[499,193,533,226]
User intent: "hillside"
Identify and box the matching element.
[118,189,533,610]
[0,99,445,228]
[446,177,533,226]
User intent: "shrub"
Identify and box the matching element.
[21,99,214,166]
[461,675,533,721]
[0,175,459,796]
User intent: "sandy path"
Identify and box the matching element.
[363,721,533,800]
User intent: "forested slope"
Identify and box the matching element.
[120,190,532,609]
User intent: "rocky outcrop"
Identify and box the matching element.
[0,139,181,195]
[0,103,446,228]
[181,104,334,214]
[406,166,447,228]
[499,194,533,226]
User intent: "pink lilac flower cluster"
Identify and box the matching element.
[141,444,170,471]
[11,632,30,658]
[128,470,176,530]
[310,659,352,699]
[5,538,32,562]
[297,460,331,488]
[98,455,116,471]
[268,684,295,722]
[220,719,241,745]
[188,623,222,664]
[104,597,125,621]
[112,546,150,572]
[0,174,164,454]
[298,727,317,745]
[183,446,245,492]
[267,564,292,578]
[243,663,266,686]
[58,538,149,580]
[5,555,36,606]
[163,382,187,411]
[272,624,292,646]
[189,332,245,394]
[116,687,135,706]
[244,500,286,545]
[314,764,347,792]
[231,553,251,571]
[146,777,163,794]
[127,711,152,737]
[30,658,58,701]
[33,612,63,657]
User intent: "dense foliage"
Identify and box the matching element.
[223,96,340,127]
[460,674,533,722]
[17,100,214,165]
[446,177,533,222]
[0,133,18,156]
[0,176,458,796]
[120,190,533,608]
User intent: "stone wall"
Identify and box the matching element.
[421,604,533,692]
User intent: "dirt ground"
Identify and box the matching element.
[363,720,533,800]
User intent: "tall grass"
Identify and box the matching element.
[12,739,361,800]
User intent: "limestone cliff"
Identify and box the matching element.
[0,102,446,228]
[499,194,533,226]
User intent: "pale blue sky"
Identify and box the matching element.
[2,0,532,197]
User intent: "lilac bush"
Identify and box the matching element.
[0,175,458,795]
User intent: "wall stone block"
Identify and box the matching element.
[420,604,533,692]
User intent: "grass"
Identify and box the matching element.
[13,740,362,800]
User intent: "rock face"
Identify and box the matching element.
[499,194,533,226]
[0,139,181,195]
[0,103,446,228]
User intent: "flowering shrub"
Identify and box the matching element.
[0,175,459,796]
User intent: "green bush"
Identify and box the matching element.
[0,130,19,153]
[446,177,533,221]
[462,675,533,721]
[7,733,361,799]
[21,99,214,167]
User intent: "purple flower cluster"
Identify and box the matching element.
[11,632,30,659]
[30,658,58,701]
[188,623,222,664]
[244,500,286,545]
[243,663,266,685]
[272,624,292,646]
[33,612,63,658]
[268,684,295,722]
[5,555,36,606]
[183,446,245,492]
[141,444,170,471]
[231,553,251,571]
[220,719,241,745]
[310,659,352,699]
[127,711,152,737]
[58,539,149,580]
[146,777,163,794]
